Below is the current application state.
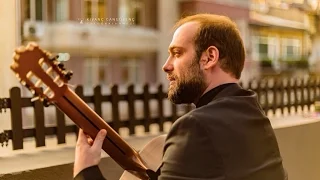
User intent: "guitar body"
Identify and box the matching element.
[120,135,166,180]
[10,43,167,179]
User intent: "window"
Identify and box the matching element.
[259,43,268,59]
[120,58,142,85]
[281,38,301,60]
[55,0,69,21]
[84,0,107,19]
[119,0,144,26]
[98,60,109,85]
[84,58,96,87]
[25,0,31,19]
[130,0,144,26]
[84,57,110,87]
[252,36,277,61]
[24,0,44,21]
[98,0,105,18]
[85,1,93,18]
[35,0,43,20]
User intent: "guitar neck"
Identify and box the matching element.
[55,87,149,179]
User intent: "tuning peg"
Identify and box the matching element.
[25,84,31,89]
[49,54,59,62]
[26,42,38,51]
[20,80,27,86]
[30,89,38,96]
[13,53,20,62]
[43,98,52,107]
[28,42,39,48]
[64,71,73,81]
[15,46,26,54]
[57,62,66,70]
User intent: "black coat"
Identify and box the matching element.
[74,83,287,180]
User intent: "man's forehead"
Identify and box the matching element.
[170,21,199,48]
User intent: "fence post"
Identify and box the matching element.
[127,85,136,135]
[111,85,120,133]
[33,100,45,147]
[272,78,278,115]
[293,78,299,112]
[301,78,306,112]
[94,86,102,117]
[307,78,312,111]
[286,78,292,114]
[10,87,23,150]
[256,79,262,106]
[143,84,150,133]
[157,84,164,132]
[279,79,285,115]
[56,106,66,144]
[264,79,270,115]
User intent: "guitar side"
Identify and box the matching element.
[120,135,166,180]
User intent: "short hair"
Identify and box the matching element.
[174,14,245,79]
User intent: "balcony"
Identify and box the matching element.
[22,21,159,56]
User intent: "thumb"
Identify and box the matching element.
[92,129,107,150]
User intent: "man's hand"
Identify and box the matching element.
[73,129,107,177]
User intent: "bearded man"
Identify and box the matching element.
[73,14,288,180]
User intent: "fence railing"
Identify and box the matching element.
[0,76,320,150]
[247,76,320,114]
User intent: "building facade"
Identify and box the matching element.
[20,0,160,90]
[179,0,320,79]
[16,0,320,89]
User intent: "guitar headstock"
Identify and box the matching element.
[10,42,73,106]
[0,131,9,147]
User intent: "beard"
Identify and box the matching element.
[167,58,207,104]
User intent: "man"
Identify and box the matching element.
[74,14,287,180]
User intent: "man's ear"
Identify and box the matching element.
[200,46,219,70]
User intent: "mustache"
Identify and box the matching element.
[167,74,178,81]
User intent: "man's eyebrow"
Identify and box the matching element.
[168,46,184,52]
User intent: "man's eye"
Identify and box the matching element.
[173,52,181,56]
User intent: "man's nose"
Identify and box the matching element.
[162,58,173,73]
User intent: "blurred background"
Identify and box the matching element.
[0,0,320,180]
[1,0,320,94]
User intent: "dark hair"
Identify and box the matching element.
[174,14,245,79]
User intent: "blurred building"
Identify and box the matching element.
[19,0,320,89]
[249,0,320,76]
[20,0,160,90]
[179,0,320,79]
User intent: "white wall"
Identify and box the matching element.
[0,0,20,97]
[0,0,20,130]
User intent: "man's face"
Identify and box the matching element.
[162,22,207,104]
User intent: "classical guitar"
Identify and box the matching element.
[10,42,165,180]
